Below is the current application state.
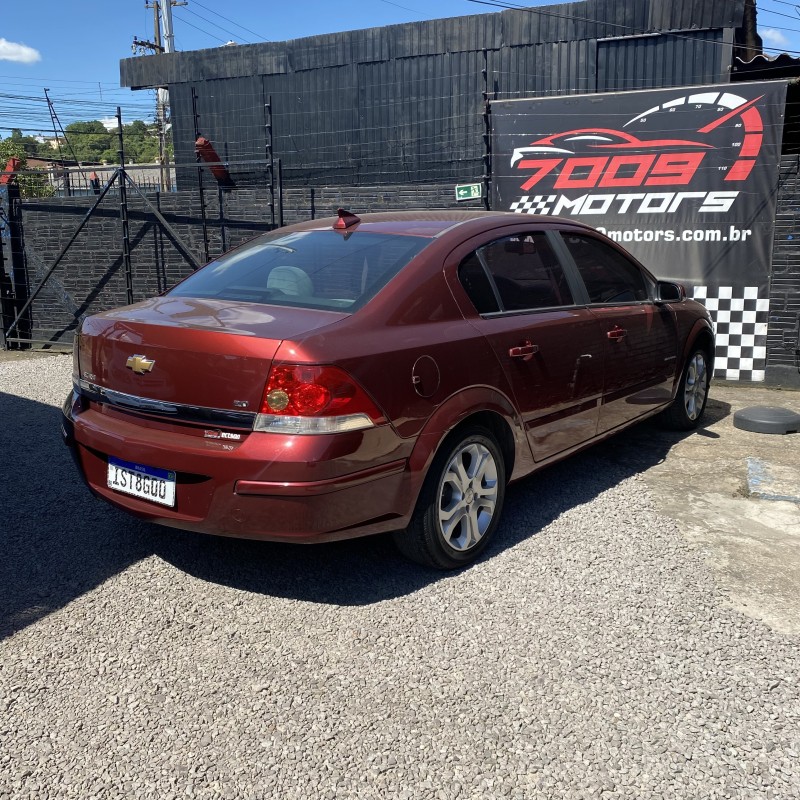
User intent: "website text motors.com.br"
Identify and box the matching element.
[595,225,752,244]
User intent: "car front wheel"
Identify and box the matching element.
[661,347,710,430]
[394,426,506,569]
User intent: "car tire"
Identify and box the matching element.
[661,347,711,431]
[394,426,506,569]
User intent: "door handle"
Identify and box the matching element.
[508,341,539,361]
[607,326,627,341]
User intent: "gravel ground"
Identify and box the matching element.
[1,354,799,799]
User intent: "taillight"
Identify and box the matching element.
[254,364,385,435]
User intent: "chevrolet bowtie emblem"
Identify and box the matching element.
[126,354,156,374]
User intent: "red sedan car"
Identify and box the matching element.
[63,210,713,569]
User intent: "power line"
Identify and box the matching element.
[759,0,800,49]
[468,0,648,34]
[757,3,800,28]
[0,78,122,88]
[173,8,231,45]
[759,0,800,17]
[182,5,253,44]
[468,0,800,56]
[190,0,268,41]
[376,0,427,15]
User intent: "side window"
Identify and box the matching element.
[482,233,574,311]
[461,232,574,313]
[560,233,649,304]
[458,253,500,314]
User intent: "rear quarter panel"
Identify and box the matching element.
[271,237,533,475]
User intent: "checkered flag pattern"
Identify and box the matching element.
[509,195,556,214]
[693,286,769,382]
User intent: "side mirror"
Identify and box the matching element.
[655,281,685,304]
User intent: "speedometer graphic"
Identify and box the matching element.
[622,90,765,182]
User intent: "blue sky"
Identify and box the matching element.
[2,0,799,133]
[1,1,491,102]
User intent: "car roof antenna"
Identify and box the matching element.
[334,208,361,231]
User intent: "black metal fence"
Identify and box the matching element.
[9,164,172,199]
[0,107,203,350]
[1,166,483,351]
[0,50,502,352]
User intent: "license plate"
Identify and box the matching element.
[107,457,176,508]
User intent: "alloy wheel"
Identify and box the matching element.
[437,442,499,552]
[684,352,708,421]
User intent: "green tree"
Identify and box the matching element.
[122,120,160,163]
[63,120,114,163]
[58,119,164,165]
[0,136,54,198]
[0,135,25,163]
[4,128,45,159]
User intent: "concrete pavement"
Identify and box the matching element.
[634,383,800,635]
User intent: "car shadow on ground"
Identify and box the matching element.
[154,396,732,604]
[0,388,730,640]
[0,392,155,641]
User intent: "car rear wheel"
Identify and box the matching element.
[394,426,506,569]
[661,347,710,430]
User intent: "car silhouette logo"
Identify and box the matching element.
[510,128,713,165]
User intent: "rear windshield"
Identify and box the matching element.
[169,230,431,311]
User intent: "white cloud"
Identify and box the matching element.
[0,38,41,63]
[760,28,790,49]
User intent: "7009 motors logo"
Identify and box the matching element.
[508,89,765,217]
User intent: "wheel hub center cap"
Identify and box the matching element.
[465,488,475,505]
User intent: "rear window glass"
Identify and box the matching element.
[169,230,431,311]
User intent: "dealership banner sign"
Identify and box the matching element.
[491,81,787,293]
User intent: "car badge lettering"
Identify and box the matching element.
[126,354,156,374]
[204,430,241,441]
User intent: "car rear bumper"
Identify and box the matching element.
[63,391,417,542]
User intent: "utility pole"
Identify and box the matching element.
[159,1,186,190]
[138,1,183,192]
[145,0,171,191]
[151,0,162,50]
[160,0,188,56]
[153,3,170,191]
[134,1,187,192]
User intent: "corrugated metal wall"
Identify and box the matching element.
[768,154,800,386]
[491,39,597,99]
[120,0,747,188]
[597,30,727,91]
[170,77,276,190]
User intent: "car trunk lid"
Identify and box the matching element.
[78,296,347,414]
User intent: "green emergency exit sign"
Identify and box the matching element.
[455,183,483,201]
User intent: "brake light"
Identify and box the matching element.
[254,364,384,434]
